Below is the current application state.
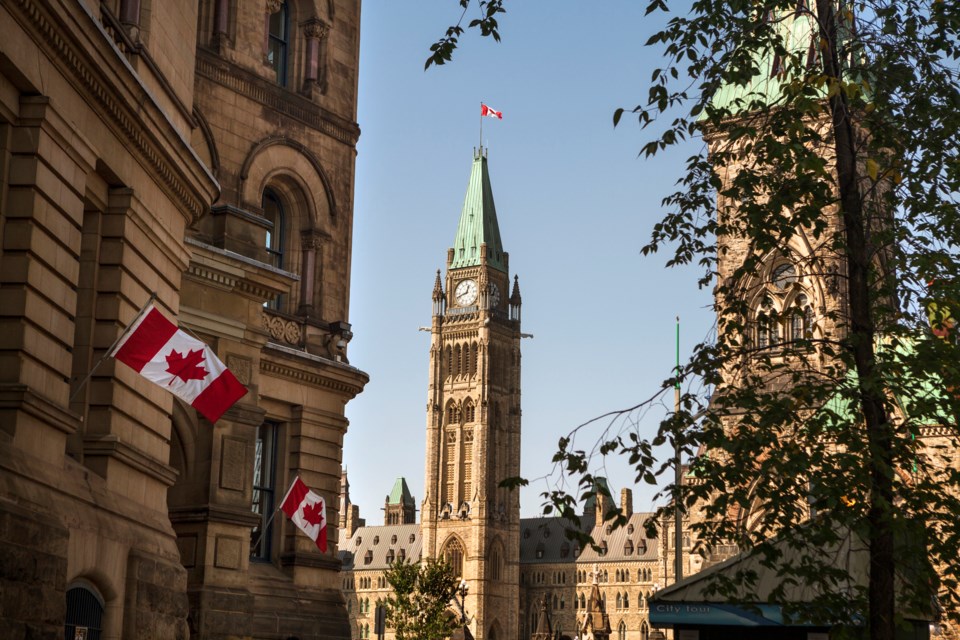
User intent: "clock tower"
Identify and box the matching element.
[422,148,522,640]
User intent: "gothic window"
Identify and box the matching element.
[490,543,503,580]
[65,582,104,640]
[464,399,475,423]
[455,343,463,377]
[251,421,278,560]
[616,593,622,609]
[756,297,779,348]
[471,342,479,377]
[624,593,630,608]
[641,621,649,640]
[790,293,814,341]
[267,1,290,86]
[618,621,627,640]
[445,345,453,379]
[386,549,395,564]
[442,537,464,577]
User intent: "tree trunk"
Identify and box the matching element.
[814,2,896,639]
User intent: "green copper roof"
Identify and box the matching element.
[451,148,507,272]
[387,477,414,506]
[706,10,820,118]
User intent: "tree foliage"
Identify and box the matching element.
[431,1,960,639]
[384,557,461,640]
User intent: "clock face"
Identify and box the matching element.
[455,279,478,306]
[488,283,501,308]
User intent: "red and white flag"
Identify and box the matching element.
[481,103,503,119]
[110,304,247,423]
[280,476,327,552]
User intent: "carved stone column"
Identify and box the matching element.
[299,229,326,316]
[212,0,230,49]
[263,0,283,59]
[301,18,329,95]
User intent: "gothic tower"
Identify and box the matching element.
[422,148,523,640]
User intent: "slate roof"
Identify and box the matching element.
[518,512,659,564]
[338,524,422,571]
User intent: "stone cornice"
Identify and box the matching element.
[195,49,361,148]
[7,0,219,224]
[83,434,179,487]
[169,504,262,528]
[185,237,297,303]
[260,344,368,398]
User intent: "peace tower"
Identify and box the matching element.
[421,147,523,640]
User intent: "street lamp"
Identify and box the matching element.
[453,580,469,625]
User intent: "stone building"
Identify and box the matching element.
[1,1,366,638]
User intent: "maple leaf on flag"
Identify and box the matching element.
[302,501,325,527]
[165,348,209,384]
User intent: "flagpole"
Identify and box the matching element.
[250,506,281,554]
[479,101,483,151]
[674,315,683,584]
[69,292,158,403]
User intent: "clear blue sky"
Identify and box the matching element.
[344,0,710,522]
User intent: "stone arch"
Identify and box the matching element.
[239,136,337,226]
[190,107,220,178]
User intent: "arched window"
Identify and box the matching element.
[443,537,464,577]
[65,582,104,640]
[790,293,813,341]
[262,188,285,269]
[757,297,779,348]
[490,543,503,581]
[624,593,630,608]
[455,344,463,377]
[464,400,475,423]
[641,621,649,640]
[471,342,479,377]
[618,620,627,640]
[267,2,290,86]
[445,345,453,379]
[616,593,622,609]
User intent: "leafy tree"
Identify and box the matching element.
[384,557,461,640]
[429,2,960,639]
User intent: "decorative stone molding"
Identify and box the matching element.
[262,310,303,346]
[303,18,329,40]
[196,52,360,147]
[266,0,283,13]
[301,229,330,250]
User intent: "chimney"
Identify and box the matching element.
[620,488,633,519]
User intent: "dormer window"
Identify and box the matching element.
[373,536,379,545]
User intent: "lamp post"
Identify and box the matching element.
[453,580,469,625]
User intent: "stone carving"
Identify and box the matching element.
[303,20,329,40]
[262,310,303,346]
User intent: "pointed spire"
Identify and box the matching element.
[433,269,444,301]
[450,148,506,272]
[531,598,554,640]
[510,275,522,305]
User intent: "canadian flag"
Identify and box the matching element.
[280,476,327,552]
[481,103,503,119]
[110,304,247,423]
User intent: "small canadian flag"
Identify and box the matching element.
[280,476,327,552]
[110,304,247,423]
[481,103,503,119]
